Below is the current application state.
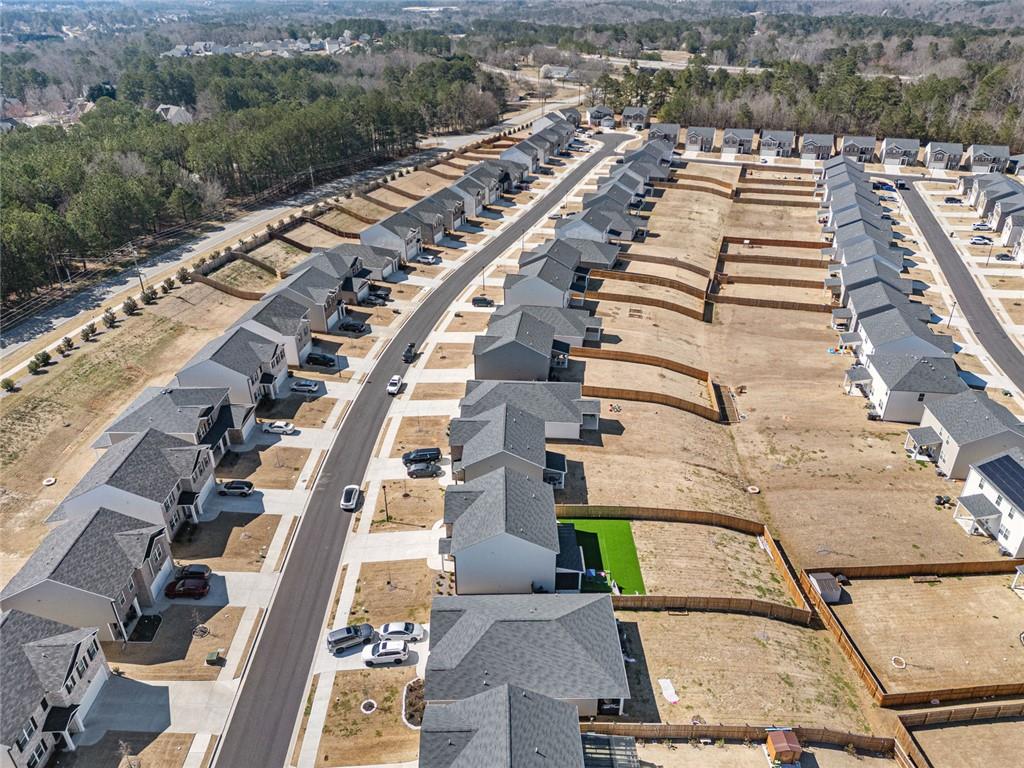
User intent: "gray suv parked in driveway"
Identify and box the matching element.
[325,623,377,654]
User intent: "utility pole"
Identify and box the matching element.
[131,248,146,293]
[946,299,958,328]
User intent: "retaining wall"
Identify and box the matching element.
[578,290,705,322]
[619,251,711,277]
[591,267,706,299]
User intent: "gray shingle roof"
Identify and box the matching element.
[377,212,423,237]
[443,467,558,553]
[419,684,584,768]
[425,593,629,703]
[926,390,1024,445]
[686,126,715,141]
[858,306,954,354]
[1,507,163,601]
[461,380,593,425]
[449,403,547,470]
[102,386,229,441]
[847,283,932,323]
[237,292,309,337]
[186,326,280,377]
[867,354,966,394]
[840,258,910,294]
[474,312,556,359]
[621,106,648,119]
[556,523,584,573]
[1,610,96,745]
[493,305,598,340]
[517,255,576,291]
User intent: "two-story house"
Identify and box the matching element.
[954,448,1024,557]
[880,137,920,166]
[685,126,715,153]
[721,128,754,155]
[175,326,288,406]
[840,136,876,163]
[473,312,558,382]
[233,293,313,366]
[923,142,964,170]
[266,265,346,333]
[759,130,795,157]
[359,212,422,262]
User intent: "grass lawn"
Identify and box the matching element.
[560,518,646,595]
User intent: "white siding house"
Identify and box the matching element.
[954,449,1024,557]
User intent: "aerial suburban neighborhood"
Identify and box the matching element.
[1,2,1023,768]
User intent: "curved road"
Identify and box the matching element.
[211,132,628,768]
[901,181,1024,392]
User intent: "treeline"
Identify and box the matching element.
[765,13,1023,41]
[0,54,505,301]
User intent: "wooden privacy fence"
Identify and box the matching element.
[711,291,833,313]
[568,346,710,381]
[719,252,828,269]
[424,166,462,180]
[618,251,711,277]
[612,594,812,626]
[357,190,404,212]
[330,203,379,225]
[736,186,816,197]
[740,164,816,178]
[380,183,422,201]
[722,235,830,249]
[582,723,893,755]
[894,702,1024,768]
[734,196,820,208]
[270,231,313,254]
[237,252,283,277]
[577,290,706,322]
[591,267,706,299]
[669,171,735,189]
[301,215,360,240]
[581,385,720,422]
[805,559,1024,579]
[721,274,826,289]
[652,180,735,200]
[190,272,265,301]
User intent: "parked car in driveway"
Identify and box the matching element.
[340,484,361,511]
[262,420,295,434]
[471,296,494,307]
[218,480,254,496]
[943,196,962,204]
[972,222,991,231]
[306,352,336,367]
[362,640,408,666]
[411,253,440,265]
[995,253,1014,262]
[164,578,210,599]
[407,462,442,478]
[361,295,386,307]
[377,622,425,642]
[326,623,377,653]
[176,564,211,581]
[291,379,318,394]
[401,447,441,466]
[386,375,403,395]
[969,235,993,245]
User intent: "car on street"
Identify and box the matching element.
[176,564,212,581]
[407,462,442,478]
[340,318,368,332]
[969,236,993,245]
[944,196,962,204]
[340,484,361,511]
[971,222,991,231]
[402,343,417,363]
[386,375,403,395]
[377,622,425,642]
[326,623,377,654]
[361,640,409,666]
[305,351,336,367]
[471,296,494,307]
[218,480,254,496]
[290,379,318,394]
[262,420,295,434]
[401,447,441,466]
[164,578,211,600]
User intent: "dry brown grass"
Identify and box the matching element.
[1001,297,1024,324]
[986,275,1024,292]
[217,446,311,490]
[636,742,898,768]
[389,416,450,458]
[912,720,1024,768]
[410,382,466,401]
[256,395,337,428]
[579,356,711,404]
[424,343,474,369]
[172,511,281,572]
[445,311,492,332]
[372,480,445,531]
[51,732,194,768]
[594,300,709,372]
[287,222,345,249]
[347,559,440,627]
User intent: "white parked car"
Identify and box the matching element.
[262,420,295,434]
[969,235,993,245]
[377,621,425,642]
[361,640,409,666]
[412,253,440,265]
[971,222,990,231]
[340,484,361,511]
[386,375,403,395]
[290,380,318,394]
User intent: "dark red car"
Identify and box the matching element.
[164,578,210,599]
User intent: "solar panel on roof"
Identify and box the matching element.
[979,453,1024,512]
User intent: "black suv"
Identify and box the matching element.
[306,351,336,367]
[471,296,494,307]
[402,343,417,363]
[402,447,442,466]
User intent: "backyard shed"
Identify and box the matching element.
[808,572,843,604]
[766,730,802,764]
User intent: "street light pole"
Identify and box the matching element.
[946,299,958,328]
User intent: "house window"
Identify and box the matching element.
[996,494,1004,507]
[1008,508,1016,520]
[87,639,99,659]
[998,525,1010,540]
[117,590,126,606]
[76,656,88,677]
[917,393,926,402]
[979,479,985,490]
[65,673,76,694]
[15,717,37,751]
[27,740,47,768]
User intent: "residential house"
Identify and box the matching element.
[837,258,911,304]
[175,326,288,406]
[555,107,581,126]
[586,105,614,127]
[360,212,423,261]
[965,173,1003,207]
[880,137,920,166]
[840,136,876,163]
[721,128,754,155]
[500,141,542,173]
[849,354,966,423]
[449,403,554,484]
[423,593,630,717]
[975,177,1022,219]
[522,135,553,165]
[853,305,955,362]
[233,293,312,366]
[759,130,795,157]
[460,380,600,439]
[906,390,1024,479]
[155,104,193,125]
[991,194,1024,235]
[954,449,1024,557]
[451,174,489,218]
[265,265,344,333]
[419,684,585,768]
[473,312,557,381]
[405,201,445,246]
[621,106,649,130]
[1,611,109,767]
[965,144,1010,173]
[539,65,571,80]
[503,256,578,309]
[440,467,560,594]
[418,189,466,233]
[557,205,643,243]
[0,508,172,642]
[94,386,255,464]
[521,238,619,272]
[533,111,568,133]
[684,126,715,153]
[491,304,601,348]
[844,282,932,332]
[648,122,680,146]
[314,241,400,283]
[800,133,834,160]
[465,163,504,202]
[50,428,215,537]
[923,142,963,170]
[1001,212,1024,248]
[478,158,528,191]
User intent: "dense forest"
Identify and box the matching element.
[0,53,506,301]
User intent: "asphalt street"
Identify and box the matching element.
[211,132,628,768]
[901,181,1024,392]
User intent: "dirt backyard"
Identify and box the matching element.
[911,720,1024,768]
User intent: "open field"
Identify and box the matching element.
[424,342,474,369]
[578,356,711,405]
[912,720,1024,768]
[371,480,445,531]
[102,606,243,681]
[51,732,195,768]
[347,558,439,627]
[217,446,311,490]
[636,741,898,768]
[560,518,645,594]
[316,668,419,766]
[632,521,791,604]
[0,284,251,587]
[616,611,875,731]
[831,574,1024,692]
[389,415,451,458]
[256,395,337,428]
[172,511,280,572]
[409,382,466,400]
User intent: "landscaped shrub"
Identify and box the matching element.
[80,322,97,342]
[176,266,190,283]
[123,296,139,315]
[26,360,40,375]
[1,378,16,392]
[33,350,51,366]
[102,308,117,328]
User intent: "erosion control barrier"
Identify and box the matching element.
[569,346,710,382]
[613,594,812,626]
[722,235,831,250]
[357,190,404,213]
[577,290,705,322]
[581,385,719,421]
[582,723,893,756]
[618,251,711,277]
[590,267,706,299]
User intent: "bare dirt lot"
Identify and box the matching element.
[217,446,311,490]
[722,281,829,305]
[632,521,792,604]
[578,356,711,405]
[103,605,243,681]
[313,331,379,360]
[256,395,337,428]
[831,574,1024,692]
[594,300,710,373]
[389,415,451,458]
[445,311,492,332]
[1001,297,1024,325]
[317,209,371,234]
[617,611,876,732]
[725,202,822,241]
[911,720,1024,768]
[371,480,445,531]
[211,258,278,291]
[424,342,474,369]
[51,732,195,768]
[172,511,281,572]
[985,275,1024,293]
[348,558,440,627]
[636,741,898,768]
[409,382,466,401]
[288,222,345,250]
[384,281,427,303]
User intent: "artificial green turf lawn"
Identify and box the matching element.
[559,518,646,595]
